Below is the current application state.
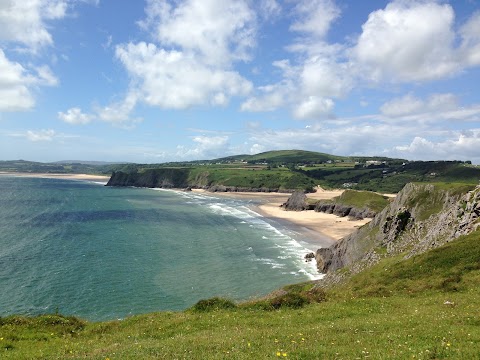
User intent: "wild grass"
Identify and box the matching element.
[333,190,390,213]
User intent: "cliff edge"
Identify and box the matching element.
[316,183,480,278]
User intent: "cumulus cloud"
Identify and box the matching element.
[97,92,140,124]
[244,0,480,121]
[58,107,93,125]
[115,42,252,110]
[139,0,256,66]
[58,93,141,127]
[392,131,480,162]
[0,0,67,51]
[241,0,347,120]
[352,0,458,82]
[290,0,340,39]
[376,93,480,125]
[459,11,480,67]
[114,0,256,112]
[293,96,334,119]
[0,50,58,111]
[175,135,230,159]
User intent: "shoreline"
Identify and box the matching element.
[191,188,371,246]
[0,172,110,182]
[1,173,372,250]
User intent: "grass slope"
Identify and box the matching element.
[2,231,479,359]
[313,189,390,213]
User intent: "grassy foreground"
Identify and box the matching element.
[1,232,479,359]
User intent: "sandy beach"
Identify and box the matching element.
[192,188,372,245]
[0,172,110,182]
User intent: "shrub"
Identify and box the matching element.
[191,297,237,312]
[269,293,309,310]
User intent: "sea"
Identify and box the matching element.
[0,176,322,321]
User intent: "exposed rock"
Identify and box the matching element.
[281,191,313,211]
[316,183,480,277]
[304,252,315,262]
[314,202,376,220]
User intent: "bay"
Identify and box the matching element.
[0,176,319,321]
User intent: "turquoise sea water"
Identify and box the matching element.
[0,176,321,321]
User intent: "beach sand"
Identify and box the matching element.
[192,188,372,246]
[0,172,110,182]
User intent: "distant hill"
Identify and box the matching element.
[2,151,479,193]
[212,150,348,164]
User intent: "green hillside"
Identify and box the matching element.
[3,151,479,194]
[243,150,346,164]
[2,229,479,359]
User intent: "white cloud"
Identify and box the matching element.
[460,11,480,67]
[97,91,139,124]
[241,1,348,119]
[58,92,141,127]
[380,94,427,117]
[392,131,480,162]
[58,107,93,125]
[293,96,334,120]
[244,1,480,120]
[379,93,474,122]
[139,0,256,67]
[175,135,230,159]
[26,129,56,142]
[299,55,352,98]
[290,0,340,39]
[352,0,458,82]
[0,50,35,111]
[116,42,252,110]
[0,0,68,51]
[258,0,281,20]
[250,143,266,154]
[114,0,256,112]
[241,83,286,112]
[0,49,58,111]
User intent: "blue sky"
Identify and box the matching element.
[1,0,480,163]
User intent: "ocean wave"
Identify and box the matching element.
[161,189,325,281]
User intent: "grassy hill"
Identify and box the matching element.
[2,229,479,359]
[3,151,479,194]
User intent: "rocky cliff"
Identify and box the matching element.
[106,170,307,193]
[106,169,191,188]
[314,203,376,220]
[316,183,480,276]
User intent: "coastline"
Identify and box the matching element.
[191,188,371,247]
[0,172,370,249]
[0,172,110,182]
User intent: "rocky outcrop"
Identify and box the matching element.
[106,169,191,188]
[281,191,314,211]
[316,183,480,276]
[314,202,376,219]
[106,170,307,193]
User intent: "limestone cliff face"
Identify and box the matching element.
[281,191,314,211]
[316,183,480,275]
[106,169,191,189]
[314,203,376,220]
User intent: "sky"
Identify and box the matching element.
[1,0,480,164]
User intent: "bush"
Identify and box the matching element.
[191,297,237,312]
[269,293,309,310]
